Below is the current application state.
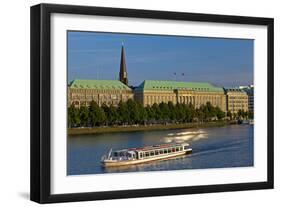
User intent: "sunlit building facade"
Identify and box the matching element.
[68,80,133,107]
[134,80,227,112]
[225,88,249,114]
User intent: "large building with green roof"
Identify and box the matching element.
[68,79,133,107]
[134,80,227,111]
[68,45,250,114]
[68,45,133,107]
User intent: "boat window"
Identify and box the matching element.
[145,152,149,157]
[114,152,118,157]
[172,148,175,152]
[176,147,179,152]
[164,149,168,154]
[184,146,189,150]
[155,150,159,155]
[150,151,154,156]
[140,153,143,158]
[168,148,171,153]
[160,150,163,154]
[179,147,182,151]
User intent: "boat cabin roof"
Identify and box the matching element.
[113,143,189,153]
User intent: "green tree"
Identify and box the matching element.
[184,104,192,122]
[137,102,147,124]
[101,104,110,126]
[202,102,216,120]
[159,102,170,122]
[243,111,249,119]
[68,104,80,127]
[151,103,161,121]
[167,101,176,121]
[89,101,98,127]
[237,109,247,119]
[188,103,196,122]
[227,110,232,120]
[196,107,204,122]
[108,104,119,125]
[146,105,155,123]
[248,111,254,119]
[175,103,186,123]
[117,101,129,125]
[127,99,140,124]
[79,105,89,127]
[89,101,106,126]
[215,106,225,120]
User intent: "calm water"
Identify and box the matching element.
[67,125,253,175]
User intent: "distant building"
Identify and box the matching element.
[239,85,254,112]
[134,80,227,111]
[68,46,133,107]
[225,88,248,114]
[68,80,133,107]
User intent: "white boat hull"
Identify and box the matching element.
[102,149,192,167]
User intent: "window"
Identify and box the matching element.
[150,151,155,156]
[168,148,171,153]
[145,152,149,157]
[172,148,175,152]
[155,150,159,155]
[164,149,168,154]
[176,147,179,152]
[160,150,163,154]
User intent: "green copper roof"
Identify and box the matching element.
[136,80,224,92]
[69,79,132,90]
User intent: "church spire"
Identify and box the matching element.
[119,45,128,85]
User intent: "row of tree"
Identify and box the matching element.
[227,110,253,120]
[68,99,242,128]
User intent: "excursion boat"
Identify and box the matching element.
[101,143,192,167]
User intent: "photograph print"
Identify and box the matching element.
[67,31,254,176]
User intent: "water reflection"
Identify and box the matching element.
[67,125,253,175]
[163,130,208,143]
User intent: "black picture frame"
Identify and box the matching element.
[30,3,274,204]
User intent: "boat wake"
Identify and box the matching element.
[163,130,208,143]
[190,145,240,158]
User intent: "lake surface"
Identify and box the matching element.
[67,124,253,175]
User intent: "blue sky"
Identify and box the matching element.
[68,31,253,87]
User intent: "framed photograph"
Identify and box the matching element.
[30,3,274,203]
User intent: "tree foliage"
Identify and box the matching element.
[68,100,227,128]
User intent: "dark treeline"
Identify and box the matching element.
[67,99,239,128]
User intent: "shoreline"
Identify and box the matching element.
[68,121,233,135]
